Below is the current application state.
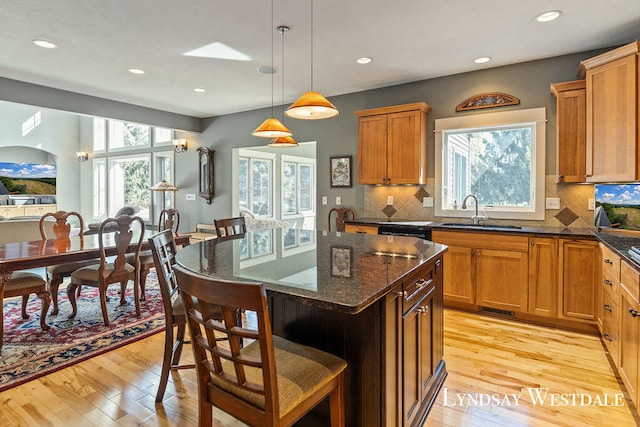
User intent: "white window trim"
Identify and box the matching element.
[107,153,152,221]
[106,120,152,153]
[235,148,276,219]
[281,154,316,219]
[434,107,546,221]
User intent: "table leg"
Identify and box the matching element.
[0,272,10,352]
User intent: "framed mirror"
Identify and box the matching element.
[198,147,215,204]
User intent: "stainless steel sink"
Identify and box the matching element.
[440,222,522,230]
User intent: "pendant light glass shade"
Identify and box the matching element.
[268,135,298,147]
[252,117,292,138]
[286,91,339,119]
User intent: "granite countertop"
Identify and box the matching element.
[595,231,640,269]
[347,217,597,238]
[175,229,447,314]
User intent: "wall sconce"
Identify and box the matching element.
[76,151,89,162]
[172,139,188,153]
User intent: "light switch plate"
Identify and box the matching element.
[322,196,328,205]
[186,194,196,201]
[336,196,342,205]
[588,198,595,211]
[387,196,393,205]
[545,197,560,209]
[423,197,434,207]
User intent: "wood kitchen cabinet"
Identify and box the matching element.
[356,102,430,185]
[432,230,528,312]
[600,244,621,362]
[579,41,640,182]
[558,239,599,322]
[344,224,378,234]
[550,80,586,183]
[528,237,558,317]
[619,261,640,409]
[0,204,57,218]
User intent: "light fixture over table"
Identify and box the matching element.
[286,0,339,120]
[252,0,292,138]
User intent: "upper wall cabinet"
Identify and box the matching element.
[579,41,640,183]
[355,102,430,185]
[550,80,586,183]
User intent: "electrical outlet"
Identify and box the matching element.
[545,197,560,209]
[423,197,434,207]
[588,198,595,211]
[322,196,328,205]
[336,196,342,205]
[186,194,196,201]
[387,196,393,205]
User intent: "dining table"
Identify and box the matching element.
[175,228,448,427]
[0,230,191,351]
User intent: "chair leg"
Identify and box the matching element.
[99,287,110,327]
[198,400,213,427]
[67,283,78,320]
[172,323,187,366]
[139,266,149,301]
[21,295,30,319]
[119,282,127,306]
[329,372,346,427]
[132,281,141,317]
[35,290,51,332]
[156,322,176,402]
[48,274,64,315]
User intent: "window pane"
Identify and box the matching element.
[299,164,313,212]
[299,229,313,245]
[108,121,150,149]
[155,127,172,144]
[238,158,248,210]
[251,229,272,257]
[282,162,297,215]
[92,158,106,219]
[109,155,150,220]
[251,159,271,216]
[93,118,106,152]
[443,125,533,209]
[283,228,297,248]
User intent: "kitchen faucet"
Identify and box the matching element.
[462,194,488,224]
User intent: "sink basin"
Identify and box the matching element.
[440,222,522,230]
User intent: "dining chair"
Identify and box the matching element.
[214,216,246,239]
[1,272,51,351]
[67,215,145,326]
[174,264,347,427]
[328,207,355,232]
[39,211,99,315]
[126,208,180,301]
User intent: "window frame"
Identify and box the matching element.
[281,155,316,219]
[434,107,546,221]
[237,149,276,218]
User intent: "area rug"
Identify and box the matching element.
[0,271,165,392]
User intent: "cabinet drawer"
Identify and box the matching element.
[402,263,436,314]
[432,230,528,252]
[601,244,621,282]
[344,224,378,234]
[621,261,640,304]
[602,298,620,364]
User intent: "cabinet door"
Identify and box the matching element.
[0,206,24,218]
[528,237,558,317]
[476,249,528,312]
[559,240,599,321]
[441,245,474,304]
[555,86,586,183]
[401,302,420,426]
[619,285,639,408]
[387,110,425,184]
[586,55,638,182]
[358,114,388,184]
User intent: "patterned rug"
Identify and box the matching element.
[0,271,165,392]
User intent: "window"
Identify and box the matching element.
[108,120,150,150]
[435,108,546,220]
[238,151,274,217]
[108,154,151,220]
[282,156,315,217]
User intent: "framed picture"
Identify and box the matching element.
[331,246,352,278]
[330,155,352,188]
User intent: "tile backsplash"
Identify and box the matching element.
[363,176,595,228]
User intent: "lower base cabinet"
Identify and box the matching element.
[559,239,599,321]
[619,261,640,409]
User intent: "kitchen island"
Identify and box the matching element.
[175,228,447,427]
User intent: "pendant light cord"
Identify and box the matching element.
[310,0,314,92]
[271,0,275,118]
[281,27,286,121]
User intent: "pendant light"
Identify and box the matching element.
[286,0,339,120]
[269,25,298,147]
[252,0,292,138]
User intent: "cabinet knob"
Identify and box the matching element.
[629,308,640,318]
[604,333,613,342]
[415,279,428,288]
[417,305,429,314]
[396,290,408,299]
[558,175,564,180]
[604,304,613,312]
[530,241,535,246]
[603,279,613,286]
[604,259,613,265]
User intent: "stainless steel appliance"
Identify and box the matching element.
[377,221,433,240]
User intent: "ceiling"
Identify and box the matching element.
[2,1,639,119]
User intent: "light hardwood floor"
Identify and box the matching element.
[0,309,638,426]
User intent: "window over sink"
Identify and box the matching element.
[435,107,546,221]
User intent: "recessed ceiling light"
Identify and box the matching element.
[357,57,372,64]
[536,10,562,22]
[128,68,145,74]
[193,88,206,93]
[33,39,57,49]
[474,57,491,64]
